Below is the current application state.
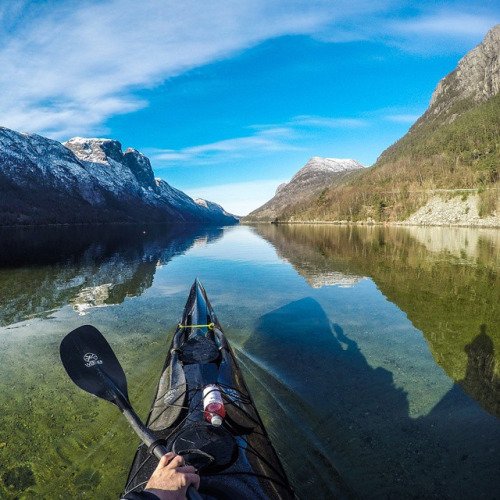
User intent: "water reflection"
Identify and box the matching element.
[238,297,500,499]
[251,224,500,418]
[404,226,499,261]
[0,225,223,326]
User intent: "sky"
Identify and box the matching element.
[1,1,498,215]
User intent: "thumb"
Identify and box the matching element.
[158,452,176,468]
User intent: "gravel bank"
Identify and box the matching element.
[403,194,499,228]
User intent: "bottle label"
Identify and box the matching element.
[203,384,223,407]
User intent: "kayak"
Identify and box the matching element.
[123,279,294,499]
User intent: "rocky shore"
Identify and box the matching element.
[403,194,499,228]
[245,194,500,228]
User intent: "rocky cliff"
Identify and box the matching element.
[423,24,499,124]
[0,128,238,225]
[246,157,363,221]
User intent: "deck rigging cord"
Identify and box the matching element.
[124,376,287,495]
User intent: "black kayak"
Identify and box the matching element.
[123,279,294,499]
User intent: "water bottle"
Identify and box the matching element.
[203,384,226,426]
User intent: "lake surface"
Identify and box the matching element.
[0,223,498,499]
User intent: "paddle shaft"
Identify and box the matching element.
[121,406,166,458]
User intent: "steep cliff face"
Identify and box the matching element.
[0,128,238,225]
[64,138,158,190]
[424,24,499,123]
[246,157,363,221]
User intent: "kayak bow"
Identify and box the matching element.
[124,279,294,499]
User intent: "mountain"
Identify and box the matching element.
[0,128,238,225]
[416,24,499,126]
[246,157,364,221]
[247,25,499,225]
[194,197,235,219]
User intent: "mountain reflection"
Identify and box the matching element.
[0,224,223,326]
[251,224,499,418]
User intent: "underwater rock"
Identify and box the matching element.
[2,464,36,490]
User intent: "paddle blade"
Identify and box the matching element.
[60,324,129,404]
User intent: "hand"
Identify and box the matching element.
[145,452,200,500]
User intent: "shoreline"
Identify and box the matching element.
[244,191,499,229]
[0,220,238,229]
[242,220,500,228]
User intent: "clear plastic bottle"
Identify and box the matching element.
[203,384,226,426]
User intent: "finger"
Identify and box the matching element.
[185,472,201,490]
[166,454,185,469]
[175,465,197,474]
[158,452,176,467]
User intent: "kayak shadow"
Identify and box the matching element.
[238,298,500,499]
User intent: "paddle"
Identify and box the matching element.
[60,324,201,500]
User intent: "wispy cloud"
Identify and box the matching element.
[384,114,421,124]
[317,7,498,53]
[391,12,496,38]
[0,0,342,138]
[290,115,368,128]
[385,11,498,53]
[151,127,302,164]
[184,178,286,216]
[151,115,366,165]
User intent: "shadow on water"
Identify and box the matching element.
[238,298,500,499]
[459,325,499,418]
[0,224,223,327]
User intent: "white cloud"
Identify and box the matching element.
[290,115,368,128]
[184,179,285,216]
[391,13,496,38]
[150,115,367,166]
[150,126,302,164]
[384,114,421,124]
[0,0,344,138]
[387,12,499,54]
[317,9,498,53]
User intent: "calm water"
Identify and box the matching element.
[0,224,498,499]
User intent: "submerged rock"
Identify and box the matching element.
[2,465,36,490]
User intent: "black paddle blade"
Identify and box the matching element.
[60,325,129,404]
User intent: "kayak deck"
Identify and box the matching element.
[123,280,294,499]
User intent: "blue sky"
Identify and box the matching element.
[1,1,498,214]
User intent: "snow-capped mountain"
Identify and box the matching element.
[194,198,235,217]
[246,157,364,221]
[0,127,238,225]
[291,157,363,179]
